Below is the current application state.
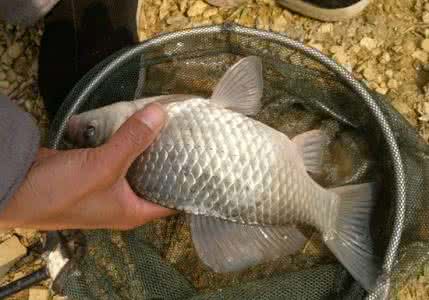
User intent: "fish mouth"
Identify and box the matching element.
[63,116,80,147]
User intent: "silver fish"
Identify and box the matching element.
[66,56,378,291]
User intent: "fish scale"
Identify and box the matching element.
[127,98,334,229]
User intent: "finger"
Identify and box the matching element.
[118,181,176,227]
[75,181,176,230]
[36,147,58,160]
[100,103,167,171]
[136,199,177,223]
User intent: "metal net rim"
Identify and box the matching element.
[47,24,406,299]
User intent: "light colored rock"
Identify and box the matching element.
[14,228,38,244]
[392,45,402,53]
[0,229,12,244]
[211,14,223,24]
[31,59,38,74]
[308,43,324,52]
[14,56,28,75]
[179,0,187,13]
[260,0,276,5]
[52,296,68,300]
[203,8,218,18]
[343,64,353,73]
[271,14,288,32]
[360,37,377,50]
[329,45,343,54]
[7,42,23,59]
[375,86,388,95]
[6,69,16,82]
[189,16,211,27]
[29,287,50,300]
[412,50,429,63]
[24,100,34,112]
[0,80,10,89]
[238,9,255,28]
[0,236,27,278]
[387,79,399,89]
[159,0,170,20]
[380,52,391,64]
[385,69,394,78]
[0,229,10,235]
[393,101,411,116]
[423,84,429,98]
[423,102,429,116]
[350,45,361,54]
[423,12,429,23]
[333,51,350,67]
[12,270,26,281]
[418,113,429,122]
[187,1,208,17]
[319,23,333,34]
[403,40,416,54]
[372,48,382,57]
[1,53,13,66]
[166,14,188,26]
[363,65,377,81]
[421,39,429,53]
[256,7,270,31]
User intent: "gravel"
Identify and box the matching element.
[0,0,428,299]
[138,0,429,142]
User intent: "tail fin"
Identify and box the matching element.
[325,183,380,292]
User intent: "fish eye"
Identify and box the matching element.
[83,125,96,140]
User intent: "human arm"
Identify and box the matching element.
[0,0,60,25]
[0,95,175,230]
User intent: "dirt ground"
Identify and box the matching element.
[0,0,428,299]
[138,0,429,142]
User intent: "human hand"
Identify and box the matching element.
[0,103,176,231]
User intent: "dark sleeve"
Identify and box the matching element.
[0,94,40,211]
[0,0,60,26]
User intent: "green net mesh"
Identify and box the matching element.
[47,25,429,299]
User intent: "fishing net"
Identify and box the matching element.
[46,24,429,299]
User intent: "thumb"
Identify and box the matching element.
[101,103,167,171]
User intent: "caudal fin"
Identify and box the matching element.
[325,183,380,292]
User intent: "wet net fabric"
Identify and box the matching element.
[47,25,429,299]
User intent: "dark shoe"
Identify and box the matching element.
[276,0,370,21]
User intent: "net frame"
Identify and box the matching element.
[46,24,408,300]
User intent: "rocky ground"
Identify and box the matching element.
[138,0,429,142]
[0,0,428,299]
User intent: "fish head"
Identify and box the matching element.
[64,95,195,148]
[65,107,113,148]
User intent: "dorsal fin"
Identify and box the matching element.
[210,56,264,115]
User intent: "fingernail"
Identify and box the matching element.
[135,103,166,130]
